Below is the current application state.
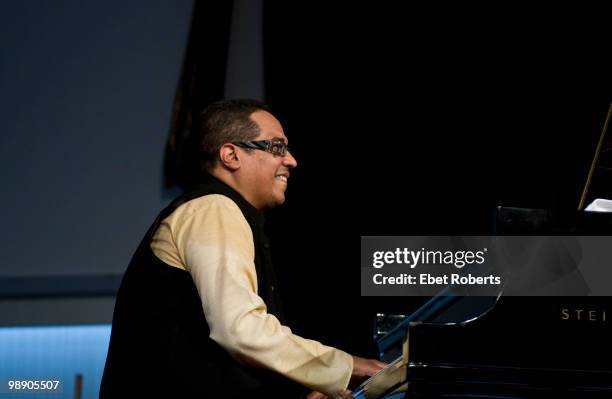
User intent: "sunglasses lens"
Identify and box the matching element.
[269,141,287,156]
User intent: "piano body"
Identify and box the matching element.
[354,208,612,398]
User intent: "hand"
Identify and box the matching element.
[349,356,387,388]
[306,391,329,399]
[307,389,355,399]
[307,357,386,399]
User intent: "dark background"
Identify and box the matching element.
[260,4,611,356]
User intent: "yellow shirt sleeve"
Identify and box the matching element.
[150,194,353,398]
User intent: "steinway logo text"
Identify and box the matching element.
[561,308,607,322]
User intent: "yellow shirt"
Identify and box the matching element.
[150,194,353,398]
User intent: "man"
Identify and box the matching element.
[100,99,384,398]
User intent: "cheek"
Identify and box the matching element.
[259,160,281,181]
[254,164,275,187]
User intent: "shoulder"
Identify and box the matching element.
[173,194,242,219]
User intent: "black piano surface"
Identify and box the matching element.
[404,295,612,397]
[357,208,612,398]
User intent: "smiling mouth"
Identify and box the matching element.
[275,175,288,183]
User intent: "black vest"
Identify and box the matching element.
[100,175,305,398]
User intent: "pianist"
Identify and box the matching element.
[100,99,384,398]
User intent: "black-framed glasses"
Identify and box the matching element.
[232,139,290,157]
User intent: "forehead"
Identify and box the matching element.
[250,110,287,141]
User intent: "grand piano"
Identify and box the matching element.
[354,207,612,398]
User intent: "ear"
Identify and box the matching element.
[218,143,241,171]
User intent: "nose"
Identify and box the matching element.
[283,150,297,168]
